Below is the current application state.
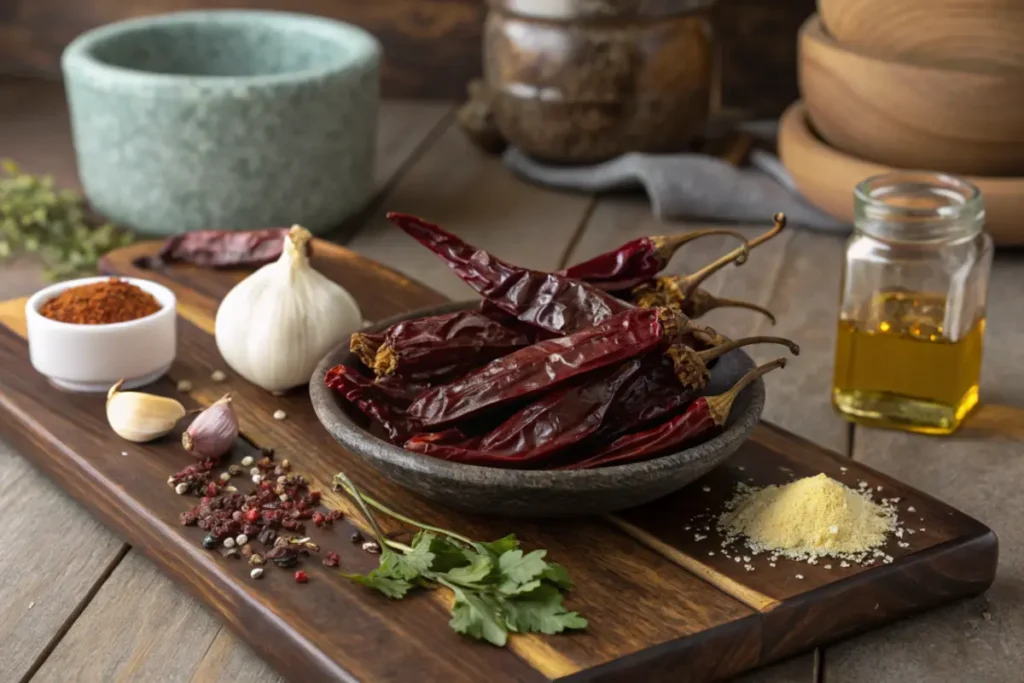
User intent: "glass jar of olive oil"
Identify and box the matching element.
[832,172,993,434]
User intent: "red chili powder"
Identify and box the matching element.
[39,278,161,325]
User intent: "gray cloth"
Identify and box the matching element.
[503,146,849,233]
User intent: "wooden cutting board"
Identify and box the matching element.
[0,240,998,683]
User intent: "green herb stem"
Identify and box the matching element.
[333,473,476,548]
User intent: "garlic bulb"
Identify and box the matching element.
[215,226,362,392]
[106,380,187,443]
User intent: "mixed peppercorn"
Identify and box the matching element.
[174,445,348,582]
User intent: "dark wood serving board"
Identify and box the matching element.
[0,240,998,683]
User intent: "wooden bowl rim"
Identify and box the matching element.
[781,100,1024,189]
[801,13,1024,82]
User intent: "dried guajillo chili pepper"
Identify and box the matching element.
[373,374,437,406]
[373,309,531,378]
[559,229,751,292]
[563,358,788,469]
[591,354,696,441]
[670,334,799,390]
[405,307,668,428]
[143,228,310,268]
[405,360,646,467]
[351,332,385,368]
[632,280,776,325]
[387,211,629,335]
[324,365,416,442]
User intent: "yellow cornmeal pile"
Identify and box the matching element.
[718,473,897,563]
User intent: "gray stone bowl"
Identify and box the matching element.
[310,302,764,517]
[62,10,381,236]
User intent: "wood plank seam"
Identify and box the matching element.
[555,196,599,271]
[17,544,130,683]
[356,107,456,229]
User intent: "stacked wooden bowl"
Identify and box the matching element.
[780,3,1024,245]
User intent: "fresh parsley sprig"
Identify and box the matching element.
[332,473,587,647]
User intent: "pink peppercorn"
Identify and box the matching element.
[294,571,309,584]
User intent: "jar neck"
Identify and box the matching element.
[853,172,985,244]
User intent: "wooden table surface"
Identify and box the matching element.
[1,76,1022,683]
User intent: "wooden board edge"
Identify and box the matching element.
[757,529,999,664]
[556,612,763,683]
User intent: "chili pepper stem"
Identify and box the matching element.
[672,212,788,299]
[652,229,750,262]
[687,289,777,325]
[350,333,381,368]
[706,358,788,424]
[373,344,398,376]
[698,335,800,363]
[332,473,477,548]
[668,335,798,388]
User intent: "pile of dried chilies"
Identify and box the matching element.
[327,212,797,469]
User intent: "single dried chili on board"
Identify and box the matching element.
[39,277,160,324]
[404,307,668,428]
[563,358,788,469]
[559,228,750,292]
[141,228,312,269]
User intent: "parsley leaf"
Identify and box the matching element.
[541,562,573,590]
[447,582,510,647]
[444,552,497,586]
[377,533,436,580]
[498,549,549,585]
[332,472,587,647]
[475,534,520,557]
[503,584,588,635]
[342,571,413,599]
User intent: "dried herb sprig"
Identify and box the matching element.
[0,159,134,280]
[332,473,587,646]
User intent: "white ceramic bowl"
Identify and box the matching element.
[25,276,177,393]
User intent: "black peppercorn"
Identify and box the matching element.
[202,534,216,550]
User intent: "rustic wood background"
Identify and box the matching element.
[0,0,813,116]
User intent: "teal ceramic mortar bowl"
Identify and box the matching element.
[62,10,381,236]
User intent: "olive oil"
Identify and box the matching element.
[832,291,984,434]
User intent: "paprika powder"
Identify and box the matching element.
[39,278,161,325]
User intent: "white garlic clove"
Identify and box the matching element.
[182,393,238,460]
[106,379,187,443]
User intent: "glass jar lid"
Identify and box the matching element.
[854,172,985,244]
[488,0,717,20]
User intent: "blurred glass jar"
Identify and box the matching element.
[832,172,993,435]
[483,0,717,164]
